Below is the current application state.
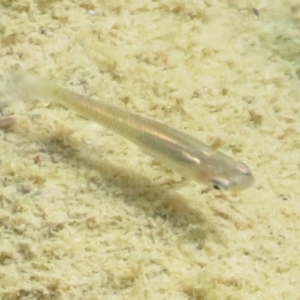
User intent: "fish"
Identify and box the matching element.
[9,69,254,190]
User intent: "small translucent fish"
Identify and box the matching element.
[9,70,254,190]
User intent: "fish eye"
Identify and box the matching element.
[211,178,231,190]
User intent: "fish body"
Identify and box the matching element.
[10,70,254,190]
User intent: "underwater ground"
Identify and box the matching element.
[0,0,300,299]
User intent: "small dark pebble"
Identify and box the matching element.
[252,8,260,17]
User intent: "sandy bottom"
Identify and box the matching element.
[0,1,300,299]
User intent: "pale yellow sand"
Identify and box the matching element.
[1,0,300,299]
